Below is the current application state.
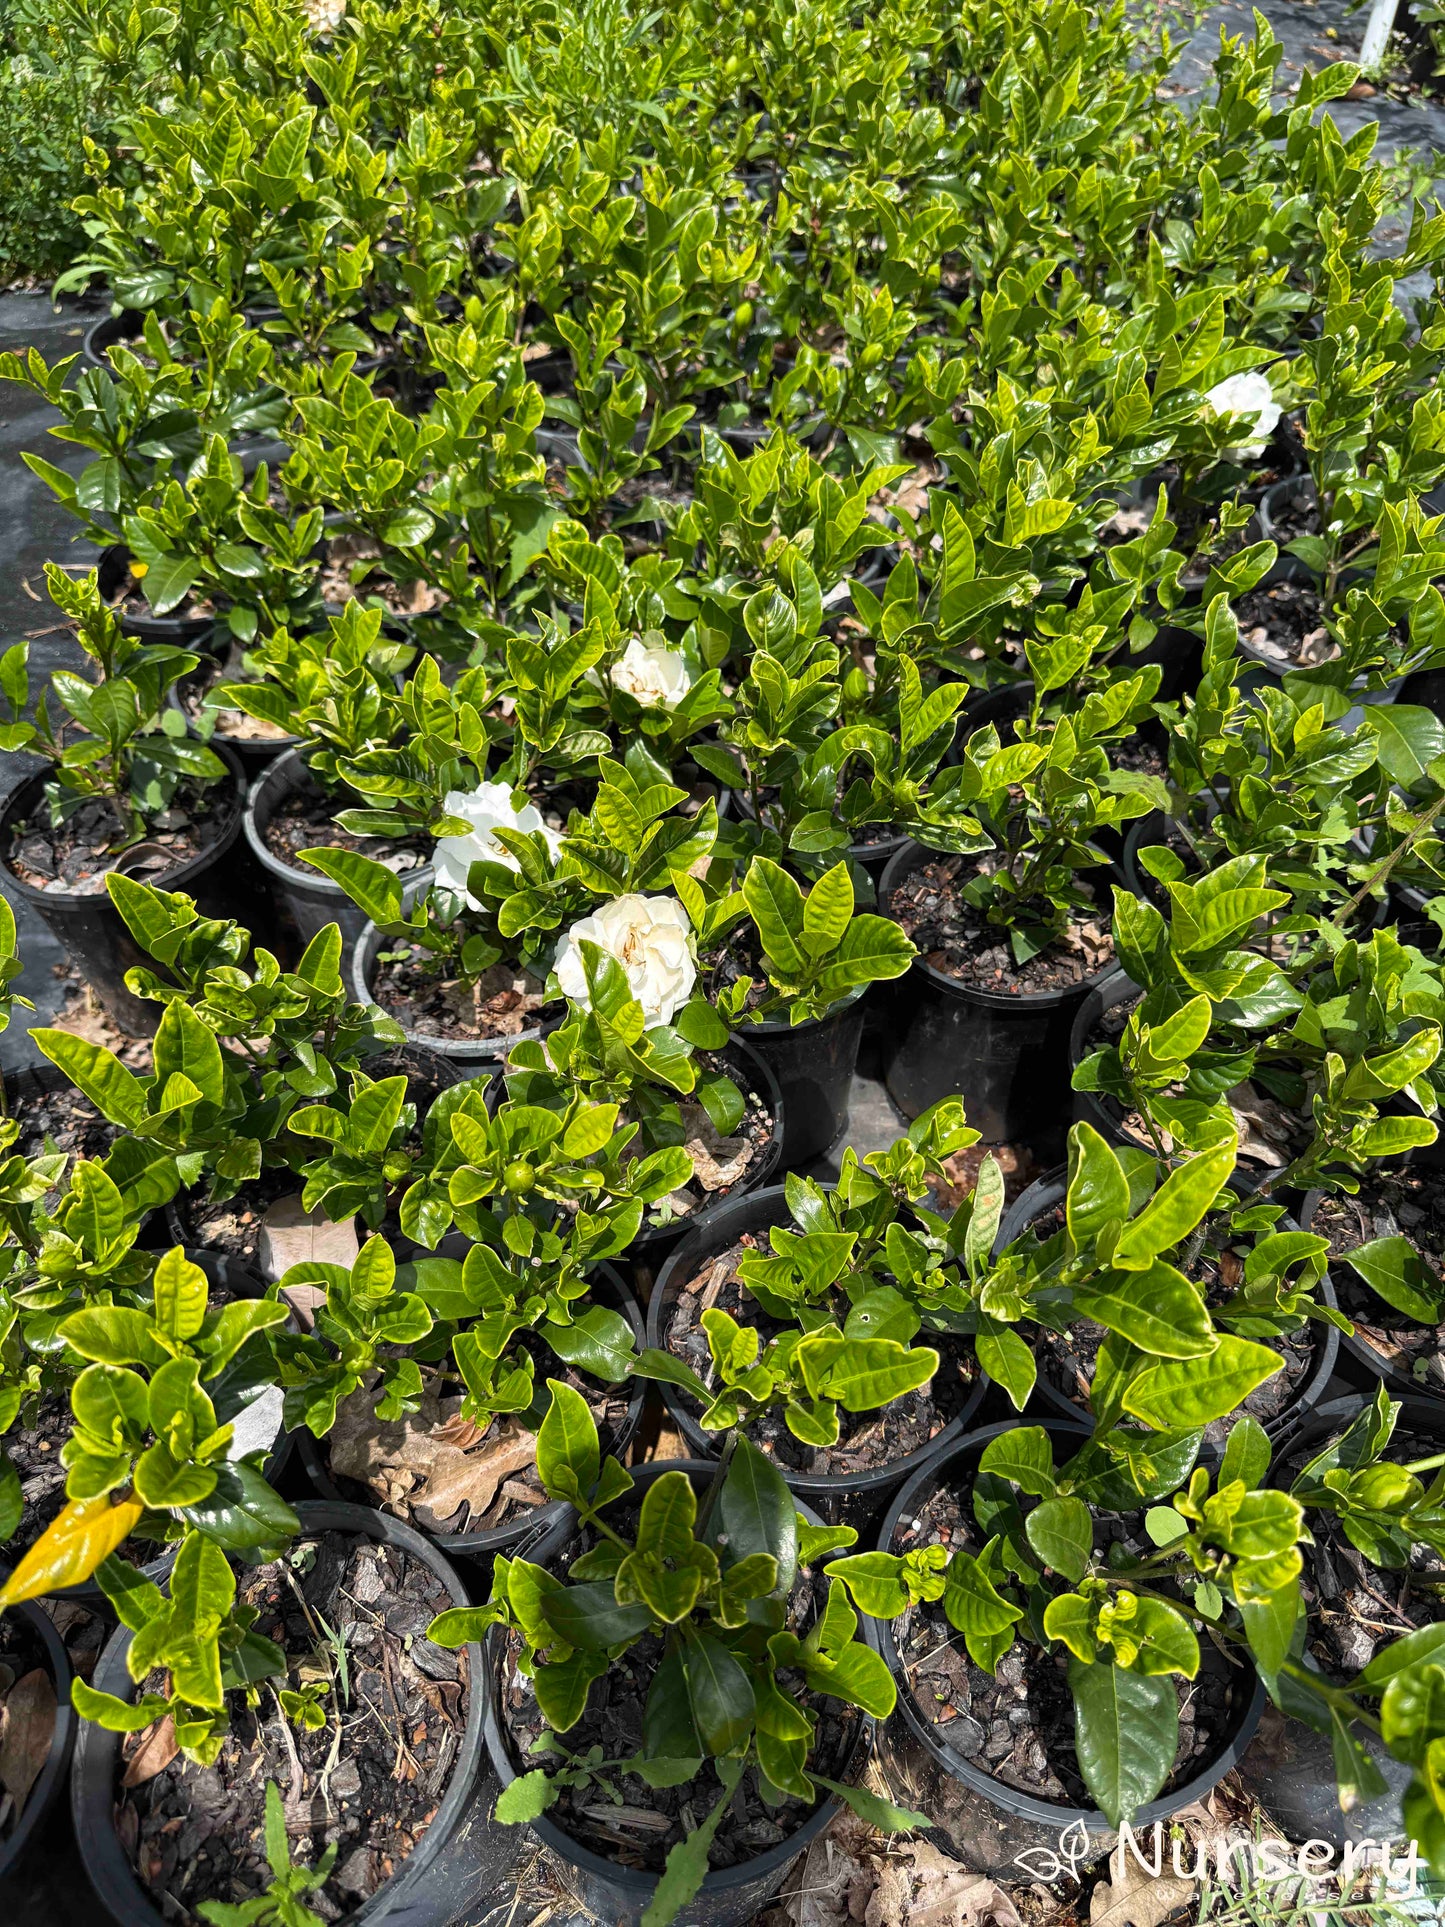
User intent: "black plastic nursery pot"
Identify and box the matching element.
[999,1169,1341,1442]
[0,742,249,1032]
[1233,1392,1443,1848]
[297,1261,648,1567]
[1301,1185,1445,1403]
[70,1499,513,1927]
[878,839,1116,1152]
[481,1458,877,1927]
[0,1600,76,1887]
[872,1420,1266,1877]
[646,1186,988,1528]
[95,542,218,653]
[244,748,433,953]
[731,986,867,1170]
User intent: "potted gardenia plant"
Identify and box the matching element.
[634,1104,990,1522]
[878,669,1168,1148]
[426,1383,930,1927]
[0,565,244,1029]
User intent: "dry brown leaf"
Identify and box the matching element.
[121,1713,178,1788]
[0,1668,56,1814]
[259,1194,359,1283]
[680,1101,755,1192]
[328,1378,538,1529]
[787,1810,882,1927]
[889,1844,1022,1927]
[417,1424,537,1522]
[1088,1843,1195,1927]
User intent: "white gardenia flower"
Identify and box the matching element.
[611,634,692,710]
[1202,371,1282,462]
[556,894,698,1028]
[432,783,562,909]
[302,0,346,32]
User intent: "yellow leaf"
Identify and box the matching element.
[0,1495,144,1608]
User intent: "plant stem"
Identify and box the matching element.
[1334,792,1445,928]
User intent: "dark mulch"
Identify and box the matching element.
[260,789,430,875]
[890,1477,1245,1804]
[119,1531,467,1921]
[1234,579,1332,670]
[6,1078,114,1162]
[661,1240,978,1475]
[498,1538,858,1872]
[371,944,553,1043]
[3,784,234,896]
[883,856,1114,995]
[1265,490,1318,545]
[1316,1168,1445,1390]
[1110,736,1168,780]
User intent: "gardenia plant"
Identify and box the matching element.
[426,1385,927,1927]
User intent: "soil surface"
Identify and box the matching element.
[322,532,445,618]
[4,782,234,896]
[119,1531,467,1921]
[639,1046,777,1229]
[498,1528,858,1872]
[884,856,1114,995]
[371,945,553,1043]
[1235,578,1333,669]
[2,1389,78,1561]
[1279,1415,1445,1680]
[660,1238,978,1476]
[260,786,430,876]
[1316,1169,1445,1391]
[0,1609,54,1844]
[1265,489,1318,544]
[5,1073,114,1161]
[891,1476,1244,1804]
